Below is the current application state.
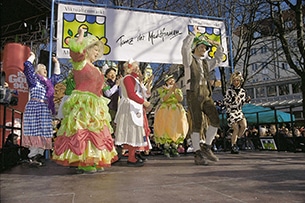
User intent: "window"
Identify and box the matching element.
[279,84,289,95]
[262,62,268,69]
[252,63,258,71]
[281,63,289,70]
[261,46,267,54]
[256,87,265,98]
[246,88,254,99]
[285,20,293,29]
[267,86,277,97]
[262,65,269,74]
[250,48,256,56]
[292,81,301,94]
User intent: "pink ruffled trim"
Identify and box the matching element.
[22,136,52,149]
[54,126,114,156]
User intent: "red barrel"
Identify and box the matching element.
[0,43,30,148]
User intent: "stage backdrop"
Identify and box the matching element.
[56,3,228,66]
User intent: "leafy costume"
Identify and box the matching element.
[154,87,188,145]
[53,36,117,170]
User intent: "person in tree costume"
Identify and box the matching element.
[153,74,189,158]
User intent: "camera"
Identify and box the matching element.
[0,71,18,106]
[0,87,18,106]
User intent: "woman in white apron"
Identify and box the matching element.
[114,60,151,167]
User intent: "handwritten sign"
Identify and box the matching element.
[57,3,228,66]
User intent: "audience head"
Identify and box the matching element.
[105,67,117,81]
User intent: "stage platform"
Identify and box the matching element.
[1,151,305,203]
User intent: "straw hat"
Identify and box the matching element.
[84,35,104,59]
[164,74,174,82]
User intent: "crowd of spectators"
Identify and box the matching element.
[214,124,305,152]
[148,123,305,154]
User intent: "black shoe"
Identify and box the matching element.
[127,159,144,167]
[194,150,208,165]
[200,143,219,162]
[29,158,43,167]
[171,152,180,157]
[29,154,45,167]
[115,146,123,159]
[231,145,239,154]
[75,168,85,174]
[170,143,180,157]
[136,153,147,162]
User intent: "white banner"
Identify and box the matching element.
[57,3,228,66]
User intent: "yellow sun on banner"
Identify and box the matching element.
[62,13,110,55]
[189,25,227,63]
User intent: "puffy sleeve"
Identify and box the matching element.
[23,61,37,88]
[68,37,87,70]
[181,34,195,90]
[181,34,194,68]
[103,84,119,97]
[124,75,144,104]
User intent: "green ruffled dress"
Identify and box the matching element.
[53,37,117,169]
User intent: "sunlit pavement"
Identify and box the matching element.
[1,151,305,203]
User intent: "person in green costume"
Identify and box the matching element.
[153,74,189,158]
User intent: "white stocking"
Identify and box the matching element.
[205,126,218,145]
[191,132,201,151]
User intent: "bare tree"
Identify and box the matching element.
[266,0,305,119]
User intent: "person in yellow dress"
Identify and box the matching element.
[153,74,189,157]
